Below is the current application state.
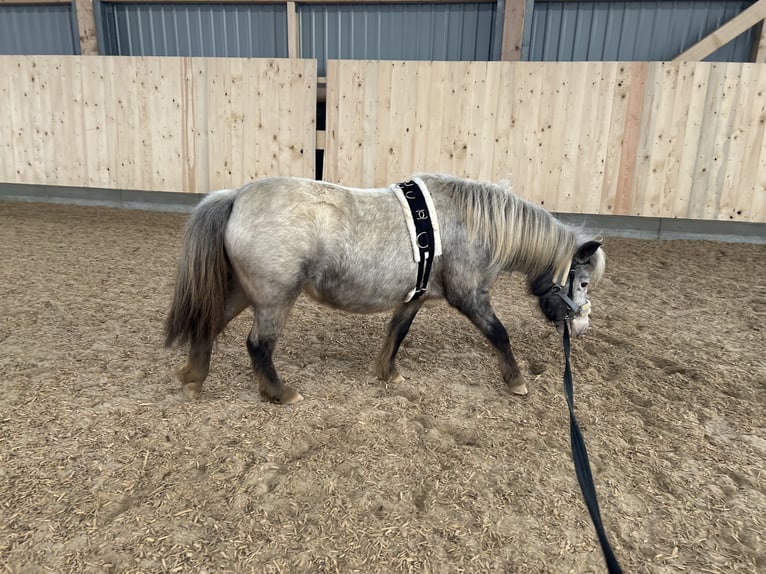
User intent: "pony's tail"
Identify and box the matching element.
[164,189,239,349]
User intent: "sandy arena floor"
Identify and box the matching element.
[0,201,764,573]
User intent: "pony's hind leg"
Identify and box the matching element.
[447,290,527,395]
[247,303,303,405]
[179,280,249,399]
[376,299,424,383]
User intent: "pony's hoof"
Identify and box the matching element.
[390,373,405,384]
[182,382,202,400]
[281,390,304,405]
[510,383,528,396]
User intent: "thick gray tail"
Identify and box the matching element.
[164,189,239,349]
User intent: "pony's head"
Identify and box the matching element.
[528,240,605,337]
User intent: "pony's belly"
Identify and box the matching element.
[302,280,407,314]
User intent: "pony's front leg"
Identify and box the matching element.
[376,299,424,383]
[447,291,527,395]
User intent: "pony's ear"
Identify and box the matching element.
[575,240,601,263]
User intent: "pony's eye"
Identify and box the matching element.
[580,281,589,289]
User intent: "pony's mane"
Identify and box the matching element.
[419,174,603,282]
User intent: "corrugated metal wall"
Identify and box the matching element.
[97,3,289,57]
[0,3,79,55]
[299,3,500,75]
[526,0,757,61]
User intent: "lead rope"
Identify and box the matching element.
[563,320,623,573]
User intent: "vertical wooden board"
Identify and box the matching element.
[440,62,470,177]
[719,63,755,220]
[583,62,615,214]
[94,58,111,188]
[643,62,680,217]
[323,60,340,182]
[629,62,663,216]
[711,63,746,219]
[539,62,566,210]
[134,57,155,190]
[275,59,294,177]
[743,64,766,221]
[422,60,448,176]
[411,62,434,177]
[160,57,185,191]
[385,61,409,181]
[660,61,695,216]
[477,62,503,181]
[360,61,381,187]
[207,58,230,189]
[33,57,56,185]
[334,59,354,182]
[10,58,33,184]
[123,57,143,191]
[557,62,588,213]
[100,57,120,189]
[67,57,88,187]
[297,59,316,179]
[509,63,537,197]
[0,59,10,182]
[490,63,515,182]
[600,62,630,214]
[243,58,265,184]
[464,62,489,179]
[192,59,210,192]
[342,61,366,183]
[226,57,245,186]
[673,63,710,218]
[373,62,394,186]
[614,62,648,216]
[688,63,726,219]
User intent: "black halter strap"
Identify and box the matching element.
[397,180,436,301]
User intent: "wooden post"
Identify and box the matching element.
[501,0,526,61]
[287,1,300,59]
[751,20,766,63]
[674,0,766,61]
[75,0,99,54]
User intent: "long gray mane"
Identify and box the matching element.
[420,174,605,283]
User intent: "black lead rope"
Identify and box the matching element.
[563,320,623,574]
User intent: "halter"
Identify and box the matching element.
[552,266,590,321]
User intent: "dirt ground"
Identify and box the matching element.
[0,200,764,574]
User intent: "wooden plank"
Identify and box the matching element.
[718,63,751,220]
[689,64,727,219]
[75,0,99,55]
[599,62,629,215]
[613,62,647,216]
[751,20,766,63]
[660,61,696,217]
[706,63,743,219]
[729,64,766,222]
[557,62,588,213]
[501,0,526,61]
[672,63,711,218]
[286,2,300,59]
[674,0,766,61]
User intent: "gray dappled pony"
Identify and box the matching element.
[165,174,605,404]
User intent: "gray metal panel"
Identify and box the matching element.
[300,3,499,76]
[527,1,757,62]
[0,4,79,55]
[98,3,288,57]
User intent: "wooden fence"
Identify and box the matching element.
[1,56,765,223]
[0,56,317,193]
[325,60,766,223]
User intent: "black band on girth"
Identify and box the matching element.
[397,180,435,301]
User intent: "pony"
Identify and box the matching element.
[165,174,605,404]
